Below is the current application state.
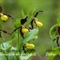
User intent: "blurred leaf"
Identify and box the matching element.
[31,9,36,16]
[26,12,29,17]
[0,53,7,60]
[57,16,60,26]
[0,41,12,52]
[14,18,20,28]
[21,9,25,18]
[48,47,60,60]
[8,52,17,60]
[49,24,58,40]
[47,51,57,60]
[52,47,60,54]
[52,47,60,51]
[0,49,6,54]
[20,52,35,60]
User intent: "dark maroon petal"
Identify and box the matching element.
[0,29,1,31]
[0,5,2,12]
[11,26,20,35]
[57,26,60,34]
[0,32,2,38]
[29,26,33,30]
[56,36,59,47]
[34,10,43,17]
[21,16,28,25]
[20,26,24,38]
[29,19,34,29]
[7,14,13,19]
[2,30,11,35]
[4,14,13,20]
[23,45,27,53]
[3,21,6,22]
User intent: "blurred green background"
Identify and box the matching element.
[0,0,60,60]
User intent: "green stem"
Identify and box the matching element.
[5,56,8,60]
[2,40,4,48]
[18,30,20,51]
[1,37,4,48]
[18,30,21,60]
[52,40,55,50]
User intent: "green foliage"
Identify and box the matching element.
[48,16,60,60]
[1,0,60,60]
[14,18,20,28]
[49,24,58,40]
[47,47,60,60]
[20,53,35,60]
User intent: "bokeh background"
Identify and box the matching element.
[0,0,60,60]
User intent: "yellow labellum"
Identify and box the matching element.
[35,20,43,27]
[22,27,29,34]
[25,43,35,49]
[1,15,8,21]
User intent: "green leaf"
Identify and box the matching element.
[0,52,7,60]
[0,49,6,54]
[47,51,57,60]
[57,16,60,26]
[52,47,60,51]
[0,41,12,52]
[22,28,38,45]
[49,24,58,40]
[19,28,38,53]
[8,52,17,60]
[26,12,29,17]
[48,47,60,60]
[20,52,35,60]
[31,9,36,16]
[52,47,60,54]
[14,18,20,28]
[21,9,25,18]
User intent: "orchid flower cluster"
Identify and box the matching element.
[0,5,43,60]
